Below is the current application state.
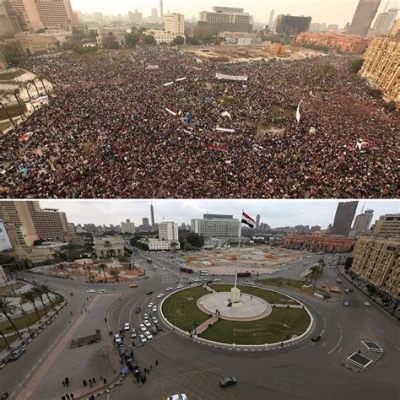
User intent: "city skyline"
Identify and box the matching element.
[71,0,399,25]
[37,200,400,229]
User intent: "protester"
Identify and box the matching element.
[0,48,398,198]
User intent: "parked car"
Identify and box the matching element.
[123,349,133,360]
[143,313,149,320]
[130,329,137,339]
[151,326,158,335]
[114,334,122,345]
[364,301,371,306]
[165,287,173,292]
[144,331,153,340]
[152,305,157,312]
[129,283,138,288]
[343,301,350,307]
[311,335,322,342]
[219,377,237,388]
[337,279,342,284]
[345,289,350,294]
[98,289,107,294]
[9,347,26,361]
[146,291,153,295]
[135,307,141,314]
[152,317,159,324]
[167,395,188,400]
[86,289,96,293]
[177,284,184,289]
[148,302,154,308]
[157,293,164,299]
[118,345,126,356]
[139,324,146,332]
[144,321,151,328]
[156,324,163,332]
[139,334,147,343]
[213,278,221,282]
[124,322,130,331]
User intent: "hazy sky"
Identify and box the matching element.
[70,0,399,25]
[38,200,399,228]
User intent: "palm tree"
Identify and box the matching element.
[39,284,55,312]
[110,268,120,282]
[0,330,11,350]
[21,291,40,322]
[36,75,49,97]
[12,88,25,116]
[22,81,35,110]
[29,79,40,97]
[32,287,47,315]
[99,264,107,282]
[0,297,22,339]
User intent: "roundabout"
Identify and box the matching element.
[161,284,313,348]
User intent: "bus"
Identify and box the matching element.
[237,272,251,278]
[180,267,193,274]
[200,270,209,276]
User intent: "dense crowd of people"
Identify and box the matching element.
[0,48,398,198]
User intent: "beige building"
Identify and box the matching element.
[93,236,125,258]
[0,1,20,38]
[121,219,135,234]
[372,214,400,238]
[352,237,400,299]
[96,27,126,47]
[147,29,178,45]
[8,0,74,31]
[390,18,400,38]
[360,34,400,104]
[14,31,60,54]
[164,13,185,37]
[158,221,179,242]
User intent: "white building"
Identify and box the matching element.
[147,29,177,44]
[191,214,240,239]
[164,13,185,37]
[121,219,135,234]
[148,238,179,251]
[159,222,179,242]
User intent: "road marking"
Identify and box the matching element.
[328,326,343,355]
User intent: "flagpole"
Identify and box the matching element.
[235,209,243,290]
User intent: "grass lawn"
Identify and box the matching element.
[0,299,61,334]
[257,277,313,294]
[162,287,210,332]
[200,307,310,345]
[210,284,298,304]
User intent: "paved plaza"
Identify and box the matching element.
[198,292,272,321]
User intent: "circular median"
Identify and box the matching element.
[161,284,313,348]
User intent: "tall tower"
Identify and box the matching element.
[348,0,382,37]
[330,201,359,237]
[159,0,164,23]
[150,204,155,228]
[268,9,275,28]
[256,215,260,231]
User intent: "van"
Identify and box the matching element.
[98,289,107,294]
[200,270,208,276]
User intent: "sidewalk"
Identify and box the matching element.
[192,316,219,336]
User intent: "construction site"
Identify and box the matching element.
[186,246,304,276]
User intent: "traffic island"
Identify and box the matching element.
[160,285,314,350]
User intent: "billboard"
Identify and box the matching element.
[0,221,12,252]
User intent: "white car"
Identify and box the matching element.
[152,318,159,324]
[86,289,96,293]
[177,284,184,289]
[167,394,188,400]
[144,321,151,328]
[166,287,173,292]
[124,323,130,331]
[152,306,157,312]
[157,293,164,298]
[139,334,147,343]
[364,301,371,306]
[144,331,153,340]
[143,313,149,320]
[98,289,107,294]
[139,324,146,332]
[147,302,154,308]
[213,278,221,282]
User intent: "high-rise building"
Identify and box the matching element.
[0,1,20,38]
[0,201,73,247]
[330,201,359,237]
[360,33,400,103]
[371,8,398,36]
[352,209,374,235]
[164,13,185,36]
[391,18,400,37]
[159,0,163,20]
[268,9,275,28]
[129,9,143,25]
[8,0,74,31]
[150,204,155,228]
[351,237,400,298]
[275,15,312,36]
[256,215,260,230]
[158,221,179,242]
[121,219,135,234]
[348,0,382,37]
[198,6,252,34]
[142,218,150,229]
[191,214,240,239]
[372,214,400,238]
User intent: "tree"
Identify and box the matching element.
[110,268,120,282]
[99,263,107,282]
[39,285,55,312]
[21,291,41,321]
[170,241,179,252]
[383,101,397,113]
[344,257,353,272]
[102,33,120,49]
[4,42,23,67]
[350,59,364,74]
[307,62,336,86]
[36,75,49,97]
[0,297,22,339]
[142,35,156,46]
[185,232,204,249]
[32,287,47,315]
[0,330,11,350]
[28,79,40,97]
[172,36,185,46]
[125,32,140,48]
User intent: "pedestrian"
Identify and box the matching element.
[150,365,152,371]
[70,394,74,399]
[62,381,65,387]
[65,377,69,386]
[155,360,158,366]
[103,378,107,384]
[92,378,96,384]
[83,380,87,387]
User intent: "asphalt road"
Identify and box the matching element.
[1,251,399,400]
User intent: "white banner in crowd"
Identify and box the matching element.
[216,73,248,82]
[146,64,159,70]
[296,100,303,124]
[163,82,174,87]
[32,95,49,104]
[165,108,177,116]
[215,127,235,133]
[175,77,187,82]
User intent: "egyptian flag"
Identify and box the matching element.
[242,211,256,228]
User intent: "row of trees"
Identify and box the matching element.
[0,284,57,349]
